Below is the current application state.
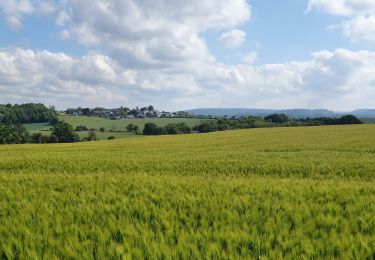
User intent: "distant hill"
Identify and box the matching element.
[186,108,375,118]
[351,109,375,118]
[185,108,277,117]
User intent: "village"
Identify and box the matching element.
[65,106,192,119]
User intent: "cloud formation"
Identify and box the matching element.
[307,0,375,42]
[0,1,374,110]
[1,47,374,110]
[220,29,247,48]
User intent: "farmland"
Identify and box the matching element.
[0,125,374,258]
[23,114,208,140]
[58,114,207,131]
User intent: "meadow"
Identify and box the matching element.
[23,114,208,140]
[59,114,207,131]
[0,125,374,258]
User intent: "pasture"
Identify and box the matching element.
[0,125,374,258]
[59,114,207,131]
[23,114,208,140]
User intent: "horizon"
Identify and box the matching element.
[3,102,375,113]
[1,1,375,110]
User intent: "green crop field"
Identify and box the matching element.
[0,125,374,258]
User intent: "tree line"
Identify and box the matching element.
[141,114,363,135]
[143,122,192,135]
[0,120,78,144]
[0,103,58,124]
[192,114,363,133]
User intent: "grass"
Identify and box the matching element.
[23,114,208,140]
[23,122,51,132]
[58,114,208,131]
[76,131,140,140]
[0,125,374,258]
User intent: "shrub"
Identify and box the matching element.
[31,133,49,144]
[264,114,290,124]
[176,123,192,134]
[75,125,88,131]
[0,124,30,144]
[51,121,80,143]
[165,124,181,135]
[338,115,362,125]
[87,131,97,141]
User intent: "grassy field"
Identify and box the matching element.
[23,114,208,140]
[76,131,140,140]
[0,125,374,258]
[59,114,207,131]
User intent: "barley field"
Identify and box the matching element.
[0,125,374,258]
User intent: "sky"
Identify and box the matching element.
[0,0,375,111]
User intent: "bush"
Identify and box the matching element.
[0,124,30,144]
[195,122,218,133]
[165,123,192,134]
[108,136,116,140]
[126,124,139,133]
[87,131,97,141]
[31,133,49,144]
[165,124,180,134]
[264,114,290,124]
[338,115,362,125]
[48,135,59,143]
[51,121,80,143]
[176,123,192,134]
[75,125,88,131]
[143,123,167,135]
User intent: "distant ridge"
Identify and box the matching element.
[185,108,375,118]
[351,109,375,118]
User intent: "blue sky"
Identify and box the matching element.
[0,0,375,110]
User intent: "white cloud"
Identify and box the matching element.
[0,0,33,31]
[1,1,375,110]
[4,15,23,31]
[0,47,375,110]
[0,0,34,15]
[52,0,251,67]
[220,29,247,48]
[307,0,375,42]
[307,0,375,16]
[242,52,257,64]
[341,15,375,42]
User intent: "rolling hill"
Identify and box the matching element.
[186,108,375,118]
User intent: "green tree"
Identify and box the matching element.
[0,124,30,144]
[176,122,192,134]
[87,131,97,141]
[165,124,180,134]
[143,123,167,135]
[126,124,136,132]
[264,114,290,124]
[31,133,49,143]
[0,103,58,124]
[75,125,88,131]
[51,121,79,143]
[338,115,362,125]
